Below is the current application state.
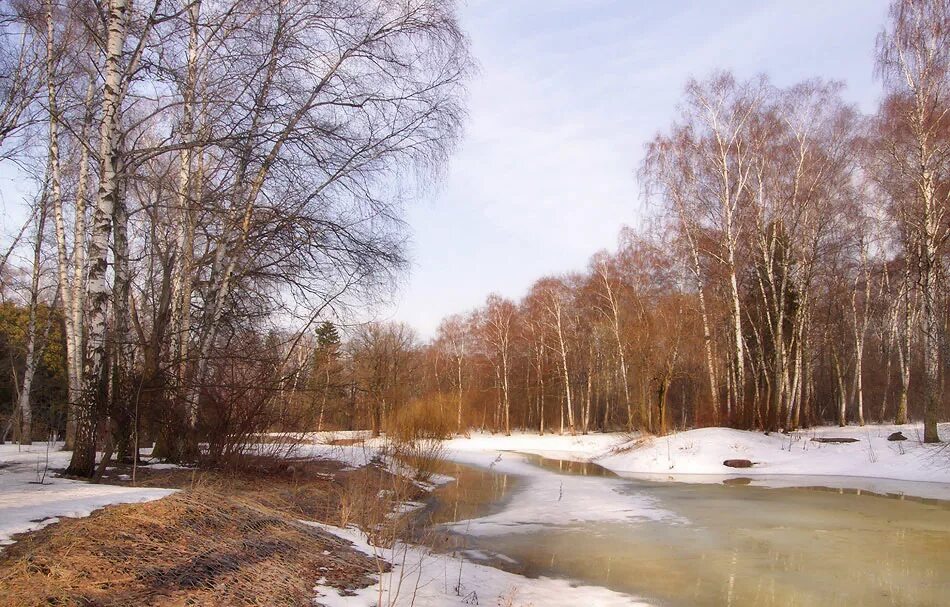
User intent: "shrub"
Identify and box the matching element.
[385,398,453,482]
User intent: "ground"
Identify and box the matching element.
[0,449,420,606]
[0,442,174,545]
[1,422,948,606]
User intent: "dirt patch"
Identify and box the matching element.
[0,458,424,606]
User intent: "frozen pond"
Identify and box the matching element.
[416,452,950,607]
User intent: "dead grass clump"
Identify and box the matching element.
[0,478,387,606]
[608,433,655,456]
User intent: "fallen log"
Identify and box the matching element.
[723,459,754,468]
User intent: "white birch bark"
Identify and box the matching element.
[67,0,130,476]
[17,195,49,445]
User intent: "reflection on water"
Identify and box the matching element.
[422,453,950,607]
[409,460,517,547]
[518,453,618,477]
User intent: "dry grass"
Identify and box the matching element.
[607,433,654,456]
[0,457,427,607]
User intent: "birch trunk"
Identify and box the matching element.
[596,260,637,429]
[501,348,510,436]
[65,77,95,449]
[67,0,130,477]
[17,194,49,445]
[554,303,575,434]
[455,352,463,433]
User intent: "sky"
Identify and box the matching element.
[384,0,892,339]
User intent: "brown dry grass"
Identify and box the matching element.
[0,457,424,607]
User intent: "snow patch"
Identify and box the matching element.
[0,443,175,547]
[307,521,651,607]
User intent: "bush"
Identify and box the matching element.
[385,398,453,482]
[387,398,453,443]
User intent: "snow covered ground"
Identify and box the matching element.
[309,521,650,607]
[441,423,950,500]
[291,423,950,499]
[0,442,175,546]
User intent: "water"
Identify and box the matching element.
[417,454,950,607]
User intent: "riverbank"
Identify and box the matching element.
[296,423,950,500]
[1,440,655,606]
[0,446,438,606]
[0,443,175,545]
[437,423,950,499]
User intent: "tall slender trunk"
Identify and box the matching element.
[455,354,463,433]
[536,344,545,435]
[67,0,130,477]
[895,268,913,425]
[45,0,80,448]
[501,349,510,436]
[695,277,720,424]
[111,168,133,455]
[833,347,846,427]
[65,77,95,449]
[597,262,636,429]
[554,305,575,434]
[728,265,745,421]
[171,0,201,419]
[583,347,593,435]
[851,243,871,426]
[18,194,49,445]
[318,367,329,432]
[921,181,942,443]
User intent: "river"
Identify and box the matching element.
[413,452,950,607]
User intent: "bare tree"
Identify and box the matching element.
[875,0,950,442]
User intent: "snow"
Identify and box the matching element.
[307,521,651,607]
[440,448,684,535]
[441,424,950,500]
[289,432,384,470]
[279,426,950,498]
[0,442,176,547]
[446,432,622,461]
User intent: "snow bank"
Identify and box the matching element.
[442,424,950,500]
[599,424,950,487]
[446,432,622,461]
[308,522,650,607]
[0,443,175,546]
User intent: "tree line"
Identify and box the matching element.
[307,0,949,441]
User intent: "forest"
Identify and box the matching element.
[0,0,947,485]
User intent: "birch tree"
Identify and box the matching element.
[876,0,949,442]
[67,0,132,476]
[483,294,517,435]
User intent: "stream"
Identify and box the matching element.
[414,452,950,607]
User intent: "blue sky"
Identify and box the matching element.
[387,0,891,338]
